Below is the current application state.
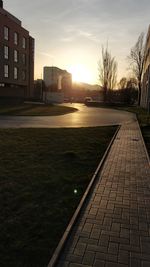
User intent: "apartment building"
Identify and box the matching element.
[141,25,150,109]
[43,66,72,103]
[0,0,34,101]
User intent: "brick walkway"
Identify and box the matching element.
[55,121,150,267]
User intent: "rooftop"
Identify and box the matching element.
[0,0,21,26]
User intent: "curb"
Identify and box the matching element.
[47,125,121,267]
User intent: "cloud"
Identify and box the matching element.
[37,52,54,59]
[60,37,74,42]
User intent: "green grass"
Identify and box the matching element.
[0,104,77,116]
[0,126,117,267]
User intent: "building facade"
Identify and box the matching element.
[43,66,72,103]
[0,0,34,101]
[141,25,150,109]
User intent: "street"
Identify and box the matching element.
[0,103,135,128]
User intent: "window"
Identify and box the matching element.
[22,37,26,49]
[4,26,9,40]
[22,70,26,81]
[14,50,18,62]
[14,67,18,80]
[22,53,26,65]
[4,46,9,59]
[14,32,18,45]
[4,65,9,78]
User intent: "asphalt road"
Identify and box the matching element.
[0,103,135,128]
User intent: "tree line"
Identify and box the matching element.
[99,32,145,105]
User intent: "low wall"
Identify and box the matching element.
[43,92,64,104]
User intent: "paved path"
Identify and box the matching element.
[55,120,150,267]
[0,104,135,128]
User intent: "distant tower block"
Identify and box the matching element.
[43,66,72,103]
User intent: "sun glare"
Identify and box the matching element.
[68,65,92,84]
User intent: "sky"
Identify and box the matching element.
[4,0,150,84]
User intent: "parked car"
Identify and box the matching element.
[84,97,93,103]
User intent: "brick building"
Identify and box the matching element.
[0,0,34,101]
[141,25,150,109]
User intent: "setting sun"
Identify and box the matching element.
[68,64,93,84]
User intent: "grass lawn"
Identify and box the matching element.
[0,103,77,116]
[0,126,117,267]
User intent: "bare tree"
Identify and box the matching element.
[128,33,145,105]
[118,77,138,90]
[98,46,117,102]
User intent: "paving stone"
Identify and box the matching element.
[108,242,119,254]
[131,252,150,261]
[95,252,107,260]
[90,228,101,239]
[141,242,150,254]
[82,223,93,233]
[79,237,98,245]
[98,234,109,247]
[130,234,140,246]
[89,207,98,216]
[142,261,150,267]
[74,243,86,256]
[87,244,107,253]
[65,254,82,264]
[130,258,141,267]
[57,261,69,267]
[120,228,130,239]
[69,264,91,267]
[82,251,95,265]
[105,262,127,267]
[118,250,129,265]
[110,236,129,245]
[93,259,105,267]
[107,253,118,263]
